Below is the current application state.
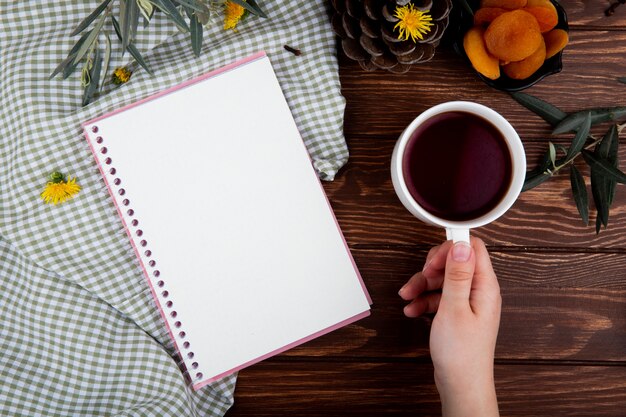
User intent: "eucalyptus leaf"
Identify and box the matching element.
[563,112,591,162]
[229,0,268,18]
[112,16,154,75]
[119,0,139,50]
[570,165,589,225]
[137,0,154,22]
[608,127,620,205]
[553,107,626,134]
[50,53,78,80]
[70,0,112,36]
[186,8,203,57]
[595,214,603,234]
[596,125,620,206]
[127,43,154,75]
[151,0,190,31]
[590,168,609,228]
[247,0,268,18]
[582,149,626,184]
[63,59,81,79]
[100,33,111,89]
[511,92,567,127]
[526,147,552,177]
[175,0,210,14]
[82,47,102,106]
[549,142,556,167]
[618,77,626,84]
[73,14,106,65]
[130,0,141,45]
[523,172,551,192]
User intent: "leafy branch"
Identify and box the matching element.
[512,92,626,234]
[50,0,266,106]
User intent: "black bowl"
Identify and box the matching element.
[452,0,568,92]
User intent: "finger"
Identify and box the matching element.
[422,240,454,275]
[398,270,445,300]
[469,237,501,314]
[403,292,442,318]
[440,242,476,310]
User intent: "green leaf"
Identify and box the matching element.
[174,0,210,14]
[140,0,155,26]
[50,53,78,79]
[186,8,203,57]
[582,149,626,184]
[151,0,190,31]
[247,0,268,18]
[523,172,551,192]
[597,125,618,157]
[618,77,626,84]
[82,47,102,106]
[73,13,106,65]
[563,112,591,162]
[553,107,626,134]
[570,165,589,225]
[608,127,620,205]
[548,142,556,167]
[229,0,268,18]
[526,147,552,177]
[112,16,154,75]
[51,29,94,79]
[127,43,154,75]
[100,33,111,89]
[596,125,620,207]
[70,0,112,36]
[511,92,567,127]
[590,168,609,228]
[119,0,140,50]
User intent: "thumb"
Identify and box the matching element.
[441,242,476,309]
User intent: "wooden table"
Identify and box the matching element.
[227,1,626,415]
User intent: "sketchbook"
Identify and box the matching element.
[83,52,371,390]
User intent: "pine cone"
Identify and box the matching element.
[330,0,452,73]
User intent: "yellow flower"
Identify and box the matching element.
[224,1,246,31]
[394,3,434,43]
[41,172,80,205]
[112,67,132,85]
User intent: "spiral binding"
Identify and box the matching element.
[91,124,203,383]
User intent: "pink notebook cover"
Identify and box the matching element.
[83,52,371,390]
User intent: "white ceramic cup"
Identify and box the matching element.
[391,101,526,243]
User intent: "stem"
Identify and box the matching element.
[550,137,603,174]
[548,121,624,174]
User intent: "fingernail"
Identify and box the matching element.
[422,258,432,272]
[398,284,407,296]
[452,242,471,262]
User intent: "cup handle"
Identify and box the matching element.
[446,228,470,244]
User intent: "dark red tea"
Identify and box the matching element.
[402,111,513,221]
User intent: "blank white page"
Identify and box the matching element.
[84,53,370,389]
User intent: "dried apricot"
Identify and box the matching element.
[480,0,528,9]
[484,10,542,62]
[543,29,568,58]
[526,0,556,13]
[474,7,507,26]
[502,39,546,79]
[463,26,500,79]
[524,6,558,32]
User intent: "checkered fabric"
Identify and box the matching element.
[0,1,346,416]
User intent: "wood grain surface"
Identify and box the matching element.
[226,1,626,415]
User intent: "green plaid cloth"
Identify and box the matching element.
[0,1,346,415]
